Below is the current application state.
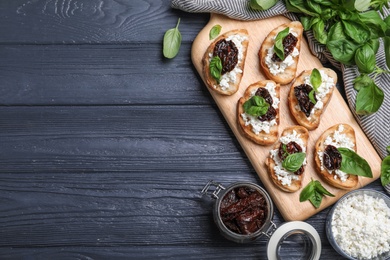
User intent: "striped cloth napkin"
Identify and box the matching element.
[172,0,390,159]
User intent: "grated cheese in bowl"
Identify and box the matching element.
[326,189,390,260]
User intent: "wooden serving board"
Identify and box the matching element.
[192,14,382,221]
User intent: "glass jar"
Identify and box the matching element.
[201,180,322,260]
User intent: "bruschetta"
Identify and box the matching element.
[259,21,303,85]
[314,123,358,189]
[288,68,337,130]
[237,80,280,145]
[266,126,309,192]
[203,29,249,95]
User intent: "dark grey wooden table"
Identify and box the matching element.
[0,0,385,259]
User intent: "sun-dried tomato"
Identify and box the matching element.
[323,145,342,171]
[255,88,276,121]
[294,84,317,117]
[271,33,298,62]
[213,39,238,74]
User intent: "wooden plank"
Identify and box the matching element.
[0,105,248,173]
[0,0,209,44]
[191,14,382,221]
[0,43,210,105]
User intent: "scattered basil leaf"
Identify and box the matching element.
[381,156,390,187]
[327,22,346,42]
[250,0,278,10]
[337,147,373,178]
[163,18,182,59]
[300,179,335,208]
[307,1,322,14]
[274,27,290,61]
[310,68,322,92]
[358,11,387,37]
[355,81,384,115]
[368,38,380,54]
[353,74,373,91]
[282,152,306,172]
[209,25,222,40]
[355,44,376,74]
[308,90,317,104]
[243,96,270,117]
[209,56,222,83]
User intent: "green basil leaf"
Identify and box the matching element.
[299,179,315,202]
[250,0,278,10]
[321,8,337,20]
[310,68,322,92]
[314,180,335,197]
[354,0,370,11]
[312,20,328,44]
[337,147,373,178]
[209,56,222,83]
[313,0,334,6]
[355,81,384,115]
[354,44,376,74]
[326,39,358,65]
[163,18,182,59]
[381,156,390,187]
[328,22,347,42]
[368,38,380,54]
[309,190,323,208]
[274,27,290,61]
[308,90,317,104]
[307,0,322,14]
[342,20,370,44]
[353,74,373,91]
[384,36,390,71]
[282,152,306,172]
[209,25,222,40]
[358,11,387,37]
[243,96,269,117]
[285,0,318,15]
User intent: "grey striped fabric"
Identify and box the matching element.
[172,0,389,159]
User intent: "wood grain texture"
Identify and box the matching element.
[192,14,382,221]
[0,0,208,44]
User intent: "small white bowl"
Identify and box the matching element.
[326,189,390,260]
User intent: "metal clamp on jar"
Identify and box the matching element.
[201,180,322,260]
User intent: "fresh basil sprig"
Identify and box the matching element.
[163,18,182,59]
[274,27,290,61]
[300,179,335,208]
[243,96,269,116]
[285,0,390,114]
[310,68,322,92]
[209,25,222,40]
[282,152,306,172]
[380,145,390,187]
[209,56,222,83]
[308,90,317,105]
[337,147,373,178]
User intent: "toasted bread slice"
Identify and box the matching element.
[265,126,309,192]
[237,80,280,145]
[259,21,303,85]
[288,68,337,131]
[314,124,358,190]
[202,29,249,95]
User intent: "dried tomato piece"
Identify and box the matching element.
[271,33,298,62]
[294,84,317,117]
[255,88,276,121]
[323,145,342,171]
[213,39,238,74]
